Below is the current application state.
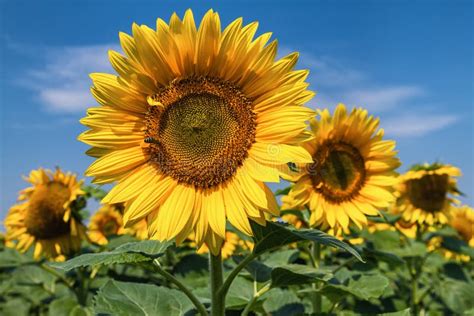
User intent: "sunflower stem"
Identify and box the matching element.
[40,263,74,289]
[217,252,257,300]
[153,259,208,316]
[311,241,322,315]
[241,282,271,316]
[209,252,225,316]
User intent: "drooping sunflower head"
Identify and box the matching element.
[88,204,126,245]
[78,9,315,255]
[394,162,461,226]
[4,168,86,261]
[282,104,400,232]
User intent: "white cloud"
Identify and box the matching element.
[341,86,425,111]
[311,86,424,113]
[22,44,118,113]
[300,54,366,87]
[291,49,458,137]
[383,113,459,137]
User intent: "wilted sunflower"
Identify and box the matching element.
[78,9,315,254]
[88,204,126,245]
[4,168,86,261]
[196,231,240,259]
[282,104,400,232]
[394,163,461,226]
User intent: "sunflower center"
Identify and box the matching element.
[24,182,71,239]
[102,220,120,236]
[310,142,366,203]
[406,174,448,212]
[145,77,256,189]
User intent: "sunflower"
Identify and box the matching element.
[278,213,307,229]
[427,205,474,262]
[4,168,86,261]
[78,9,314,254]
[129,218,149,240]
[88,204,126,245]
[196,231,241,259]
[450,205,474,247]
[394,163,461,226]
[281,104,400,232]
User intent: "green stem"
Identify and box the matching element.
[332,257,357,274]
[312,241,321,268]
[241,283,271,316]
[218,253,257,299]
[411,272,418,316]
[209,253,225,316]
[311,241,322,315]
[40,263,74,288]
[153,259,208,316]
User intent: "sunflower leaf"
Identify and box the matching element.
[50,240,173,271]
[93,280,193,316]
[319,273,390,302]
[250,221,363,262]
[271,264,331,287]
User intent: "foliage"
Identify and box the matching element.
[1,185,473,316]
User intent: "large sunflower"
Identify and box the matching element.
[88,204,127,245]
[394,163,461,226]
[281,104,400,232]
[4,168,86,261]
[78,9,314,254]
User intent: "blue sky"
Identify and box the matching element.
[1,0,473,221]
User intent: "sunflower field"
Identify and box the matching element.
[1,8,473,316]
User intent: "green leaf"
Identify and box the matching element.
[233,255,272,283]
[0,248,35,268]
[441,236,474,258]
[438,280,474,313]
[173,254,208,276]
[392,242,427,258]
[225,277,255,310]
[0,298,31,316]
[321,274,390,302]
[94,280,193,316]
[274,187,291,196]
[263,249,299,267]
[380,308,411,316]
[262,288,300,313]
[12,265,57,293]
[51,240,173,271]
[271,264,331,288]
[250,221,363,261]
[48,297,82,316]
[367,212,401,224]
[105,234,139,249]
[363,247,405,265]
[363,230,401,250]
[82,184,108,201]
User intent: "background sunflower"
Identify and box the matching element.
[282,104,400,234]
[4,168,87,261]
[394,162,461,227]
